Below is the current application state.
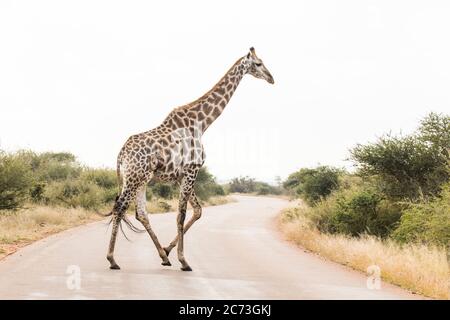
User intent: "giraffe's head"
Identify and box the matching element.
[245,47,275,84]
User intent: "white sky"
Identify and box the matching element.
[1,1,449,183]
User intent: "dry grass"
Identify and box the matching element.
[205,195,236,206]
[278,207,450,300]
[0,195,232,260]
[0,205,102,259]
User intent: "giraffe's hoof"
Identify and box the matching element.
[109,264,121,270]
[161,260,172,266]
[181,265,192,272]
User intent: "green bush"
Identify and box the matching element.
[194,167,225,200]
[256,184,272,195]
[10,150,83,202]
[0,152,34,210]
[21,151,81,182]
[227,176,282,195]
[306,186,401,238]
[283,166,341,205]
[157,201,172,212]
[392,183,450,248]
[228,176,256,193]
[43,179,105,210]
[81,168,117,189]
[330,189,401,237]
[255,182,282,195]
[81,169,118,202]
[149,183,177,199]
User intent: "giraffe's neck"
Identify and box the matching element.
[187,56,249,133]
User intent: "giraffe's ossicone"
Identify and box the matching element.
[106,47,274,272]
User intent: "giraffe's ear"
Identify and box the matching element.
[247,47,256,59]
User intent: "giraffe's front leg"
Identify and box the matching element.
[176,170,198,271]
[177,194,191,271]
[164,192,202,256]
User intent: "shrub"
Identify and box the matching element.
[329,189,401,237]
[304,185,402,238]
[43,179,105,210]
[157,201,172,212]
[0,152,33,210]
[350,113,449,200]
[255,182,282,195]
[194,167,225,200]
[13,150,82,202]
[81,169,118,202]
[81,168,116,189]
[24,151,81,182]
[392,183,450,248]
[228,176,256,193]
[227,176,282,195]
[283,166,341,205]
[149,183,176,199]
[256,184,272,195]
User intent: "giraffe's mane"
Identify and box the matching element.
[171,56,245,112]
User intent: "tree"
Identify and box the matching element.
[228,176,256,193]
[194,167,225,200]
[283,166,341,205]
[419,112,450,157]
[350,113,449,200]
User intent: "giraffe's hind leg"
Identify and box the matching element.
[106,185,136,270]
[135,185,171,266]
[164,192,202,256]
[107,214,121,269]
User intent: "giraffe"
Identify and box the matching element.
[106,47,274,271]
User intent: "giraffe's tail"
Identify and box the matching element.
[121,214,146,234]
[116,150,123,197]
[103,211,146,241]
[99,196,146,240]
[111,149,146,237]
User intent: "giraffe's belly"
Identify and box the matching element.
[154,149,205,183]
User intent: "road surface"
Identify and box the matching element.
[0,195,419,299]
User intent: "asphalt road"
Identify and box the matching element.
[0,195,419,299]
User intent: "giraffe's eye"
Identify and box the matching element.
[255,63,262,67]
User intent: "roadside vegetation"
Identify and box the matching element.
[280,112,449,299]
[225,176,284,196]
[0,150,229,259]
